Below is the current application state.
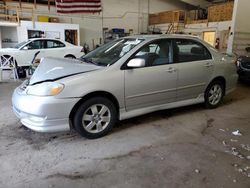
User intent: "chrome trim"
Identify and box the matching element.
[176,83,206,90]
[126,88,176,99]
[126,83,205,99]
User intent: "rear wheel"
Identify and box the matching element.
[205,81,224,109]
[73,97,117,139]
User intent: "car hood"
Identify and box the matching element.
[29,57,102,85]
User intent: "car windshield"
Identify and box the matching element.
[80,38,144,66]
[13,41,29,49]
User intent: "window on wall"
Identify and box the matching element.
[174,39,212,63]
[28,30,44,39]
[203,31,216,46]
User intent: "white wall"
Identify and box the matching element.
[184,21,231,34]
[18,21,80,45]
[151,21,231,50]
[185,21,231,50]
[232,0,250,33]
[227,0,250,55]
[0,28,1,48]
[5,0,188,49]
[152,21,231,36]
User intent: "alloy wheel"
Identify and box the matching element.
[208,84,223,105]
[82,104,111,133]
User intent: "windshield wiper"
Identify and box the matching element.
[81,57,100,66]
[81,57,107,67]
[81,57,94,64]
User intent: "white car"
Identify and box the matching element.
[0,38,84,74]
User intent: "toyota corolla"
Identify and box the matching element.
[12,35,238,139]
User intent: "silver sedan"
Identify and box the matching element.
[12,35,238,139]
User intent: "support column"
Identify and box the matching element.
[227,0,250,55]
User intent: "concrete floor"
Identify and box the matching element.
[0,80,250,188]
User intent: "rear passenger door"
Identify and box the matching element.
[173,39,214,101]
[44,40,66,58]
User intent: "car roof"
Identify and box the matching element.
[124,34,201,40]
[29,38,63,41]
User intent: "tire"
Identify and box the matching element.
[205,81,224,109]
[65,55,76,59]
[17,66,26,78]
[73,97,117,139]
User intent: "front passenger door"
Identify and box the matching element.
[20,40,45,64]
[124,39,178,111]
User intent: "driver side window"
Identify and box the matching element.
[134,39,172,67]
[26,40,44,50]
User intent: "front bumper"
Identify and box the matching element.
[12,87,80,133]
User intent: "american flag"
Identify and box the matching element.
[55,0,102,14]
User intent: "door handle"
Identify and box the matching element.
[204,62,213,67]
[167,67,176,73]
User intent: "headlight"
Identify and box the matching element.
[26,82,64,96]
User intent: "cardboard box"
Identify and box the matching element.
[208,2,233,22]
[49,17,59,23]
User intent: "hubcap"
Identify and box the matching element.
[82,104,111,133]
[208,84,222,105]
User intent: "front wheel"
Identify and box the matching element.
[73,97,117,139]
[205,81,224,109]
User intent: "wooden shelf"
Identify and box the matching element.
[149,2,234,26]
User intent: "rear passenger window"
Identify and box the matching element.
[46,40,65,48]
[174,39,212,63]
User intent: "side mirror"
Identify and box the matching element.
[127,58,145,68]
[22,46,28,50]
